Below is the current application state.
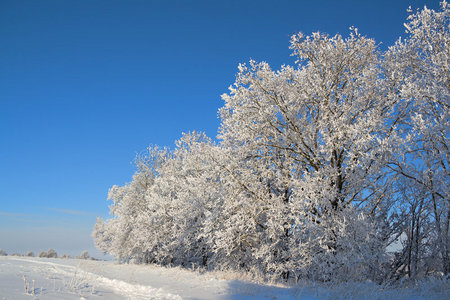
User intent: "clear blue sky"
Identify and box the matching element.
[0,0,440,257]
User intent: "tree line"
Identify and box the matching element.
[93,2,449,283]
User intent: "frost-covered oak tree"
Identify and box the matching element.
[217,28,393,281]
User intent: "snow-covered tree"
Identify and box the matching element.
[152,132,224,267]
[385,1,449,276]
[93,134,223,267]
[38,249,57,258]
[217,28,393,280]
[93,146,168,262]
[77,251,90,260]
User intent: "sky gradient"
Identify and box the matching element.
[0,0,441,257]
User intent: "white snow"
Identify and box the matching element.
[0,256,447,299]
[0,256,303,299]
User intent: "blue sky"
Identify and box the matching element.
[0,0,441,257]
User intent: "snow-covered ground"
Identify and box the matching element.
[0,256,301,299]
[0,256,447,300]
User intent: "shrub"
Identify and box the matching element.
[76,251,90,260]
[46,249,57,258]
[38,249,58,258]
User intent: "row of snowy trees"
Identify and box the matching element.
[93,2,449,282]
[0,249,92,259]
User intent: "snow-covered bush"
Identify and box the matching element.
[25,251,34,257]
[38,249,58,258]
[0,249,8,256]
[76,251,90,260]
[46,249,57,258]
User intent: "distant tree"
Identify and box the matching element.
[47,249,58,258]
[46,249,57,258]
[0,249,8,256]
[38,249,58,258]
[77,251,90,260]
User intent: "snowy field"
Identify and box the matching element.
[0,256,303,299]
[0,256,447,300]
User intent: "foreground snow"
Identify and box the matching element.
[0,256,447,299]
[0,256,300,299]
